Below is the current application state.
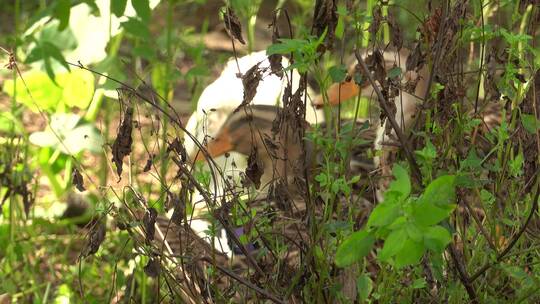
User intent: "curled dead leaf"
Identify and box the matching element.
[144,258,161,277]
[111,99,134,178]
[72,168,85,192]
[223,7,245,44]
[241,64,262,108]
[82,220,106,257]
[245,146,264,189]
[143,207,158,243]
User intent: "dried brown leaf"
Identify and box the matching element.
[369,5,382,37]
[144,258,161,277]
[167,137,187,162]
[72,168,85,192]
[223,7,245,44]
[143,154,154,172]
[235,64,262,112]
[388,10,403,50]
[268,12,284,77]
[82,220,106,257]
[245,146,264,189]
[312,0,338,52]
[143,207,158,243]
[406,43,425,72]
[365,49,386,85]
[111,104,133,177]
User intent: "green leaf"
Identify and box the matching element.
[422,175,456,207]
[415,139,437,160]
[387,164,411,198]
[379,229,407,261]
[133,44,156,61]
[394,238,425,268]
[480,189,495,205]
[388,66,402,79]
[57,69,95,109]
[121,17,150,39]
[329,64,347,83]
[111,0,128,17]
[461,149,482,170]
[405,223,423,242]
[367,202,401,228]
[2,71,63,112]
[521,114,540,134]
[335,230,375,267]
[42,41,70,72]
[0,112,23,134]
[412,278,427,289]
[54,0,71,31]
[266,39,308,55]
[132,0,151,23]
[356,273,373,301]
[509,151,524,177]
[423,225,452,253]
[412,200,455,227]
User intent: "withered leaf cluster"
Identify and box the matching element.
[111,92,134,177]
[312,0,338,53]
[268,12,284,78]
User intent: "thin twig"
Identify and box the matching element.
[200,256,286,304]
[469,181,540,282]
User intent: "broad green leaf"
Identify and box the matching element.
[132,0,151,22]
[111,0,128,17]
[412,200,455,227]
[329,64,347,83]
[367,202,401,228]
[394,238,425,269]
[266,39,308,55]
[42,41,70,72]
[379,229,407,261]
[335,5,346,39]
[2,71,63,112]
[387,164,411,198]
[521,114,539,134]
[3,69,95,112]
[422,175,456,207]
[406,223,423,242]
[133,44,156,61]
[424,225,452,253]
[121,17,150,39]
[54,0,71,31]
[356,273,373,301]
[57,69,95,109]
[335,230,375,267]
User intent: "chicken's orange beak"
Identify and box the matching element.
[194,127,234,162]
[313,80,361,108]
